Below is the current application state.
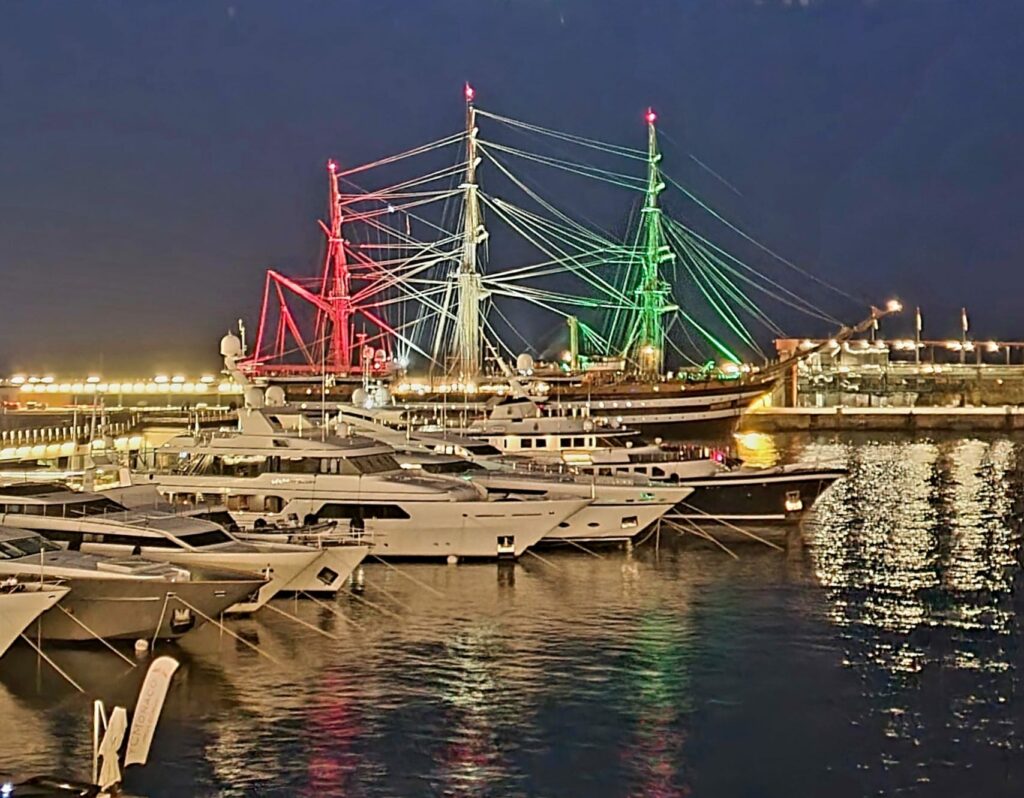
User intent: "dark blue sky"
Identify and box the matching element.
[1,1,1022,373]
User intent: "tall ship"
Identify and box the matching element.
[229,86,894,437]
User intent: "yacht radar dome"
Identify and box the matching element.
[220,333,243,359]
[351,388,370,409]
[516,353,535,373]
[264,386,286,407]
[244,387,265,409]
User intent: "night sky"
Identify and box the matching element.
[1,0,1022,374]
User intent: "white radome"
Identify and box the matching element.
[516,353,535,373]
[220,333,243,358]
[265,386,286,407]
[244,387,265,409]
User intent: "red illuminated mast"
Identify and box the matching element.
[317,159,353,373]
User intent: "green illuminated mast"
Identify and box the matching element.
[629,108,676,377]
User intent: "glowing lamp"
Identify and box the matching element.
[327,159,337,172]
[465,82,475,103]
[886,299,903,313]
[645,107,657,125]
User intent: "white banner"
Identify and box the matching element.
[124,656,180,767]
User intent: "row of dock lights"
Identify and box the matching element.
[7,375,243,394]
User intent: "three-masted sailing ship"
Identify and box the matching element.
[234,85,894,437]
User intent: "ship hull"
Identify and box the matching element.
[667,465,846,528]
[550,379,775,440]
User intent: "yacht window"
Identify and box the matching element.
[560,438,571,448]
[0,504,23,513]
[0,484,60,497]
[574,438,585,447]
[535,439,547,449]
[423,461,482,474]
[226,495,253,512]
[280,457,320,475]
[522,439,533,449]
[316,503,410,520]
[652,467,666,478]
[466,444,501,456]
[265,496,284,513]
[348,454,401,475]
[65,498,129,517]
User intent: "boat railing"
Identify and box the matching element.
[0,413,142,448]
[495,456,662,488]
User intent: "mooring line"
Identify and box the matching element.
[343,588,403,620]
[299,591,363,628]
[664,518,739,560]
[261,602,341,641]
[524,549,565,571]
[173,596,284,666]
[52,605,136,667]
[359,576,418,614]
[368,555,445,597]
[20,634,84,693]
[676,502,783,550]
[560,538,606,559]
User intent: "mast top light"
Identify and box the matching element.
[327,159,337,172]
[465,82,475,103]
[886,299,903,313]
[645,107,657,125]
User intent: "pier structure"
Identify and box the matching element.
[746,331,1024,432]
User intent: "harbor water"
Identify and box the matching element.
[2,432,1024,797]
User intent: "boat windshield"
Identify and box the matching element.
[423,460,482,474]
[175,529,234,549]
[0,536,62,559]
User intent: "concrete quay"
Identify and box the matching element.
[741,405,1024,433]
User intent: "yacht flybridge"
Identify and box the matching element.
[0,482,366,612]
[132,407,588,560]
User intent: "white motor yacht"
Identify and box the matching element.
[0,482,366,612]
[0,527,267,640]
[131,408,588,560]
[463,398,846,527]
[335,414,693,544]
[0,581,68,657]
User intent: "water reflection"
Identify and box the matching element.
[0,434,1022,796]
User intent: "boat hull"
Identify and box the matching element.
[359,497,588,559]
[26,576,264,641]
[552,380,774,440]
[0,586,68,655]
[668,466,846,527]
[279,545,368,593]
